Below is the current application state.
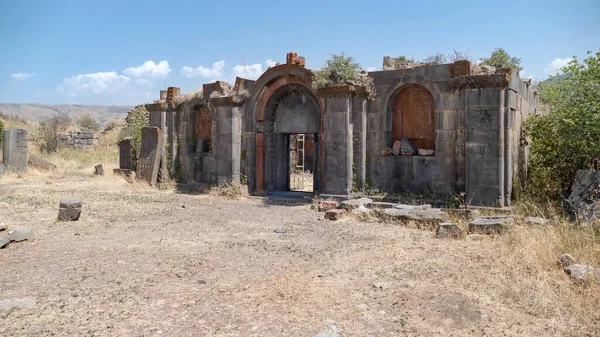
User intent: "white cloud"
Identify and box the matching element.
[123,60,171,78]
[519,70,535,80]
[265,59,278,68]
[10,72,35,80]
[233,63,264,80]
[545,58,573,74]
[56,71,155,104]
[180,60,225,79]
[366,67,377,72]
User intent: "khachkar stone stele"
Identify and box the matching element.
[2,128,28,173]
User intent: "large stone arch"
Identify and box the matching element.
[244,64,323,192]
[380,74,444,152]
[263,83,322,191]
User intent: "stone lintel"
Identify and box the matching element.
[448,73,510,90]
[145,102,167,112]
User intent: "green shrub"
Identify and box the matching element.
[523,50,600,199]
[78,114,100,131]
[120,105,149,171]
[38,113,72,153]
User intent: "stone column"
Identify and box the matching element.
[211,97,242,185]
[2,128,28,173]
[319,86,360,195]
[352,91,368,190]
[465,87,506,206]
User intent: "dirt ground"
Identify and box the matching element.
[0,173,590,336]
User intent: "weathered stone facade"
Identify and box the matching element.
[57,129,98,149]
[143,52,538,206]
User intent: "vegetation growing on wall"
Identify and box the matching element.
[121,105,149,170]
[313,53,376,98]
[481,47,523,72]
[523,50,600,199]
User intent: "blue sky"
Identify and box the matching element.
[1,0,598,105]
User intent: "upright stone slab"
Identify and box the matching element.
[118,137,135,170]
[149,110,168,181]
[136,127,164,185]
[211,97,242,185]
[2,128,28,173]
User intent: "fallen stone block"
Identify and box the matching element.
[94,164,104,176]
[394,204,431,210]
[353,205,372,215]
[0,223,7,231]
[559,253,600,282]
[325,209,346,221]
[401,137,418,155]
[0,237,9,249]
[380,208,448,223]
[318,200,338,212]
[58,199,82,221]
[392,140,402,156]
[417,149,435,156]
[366,202,396,209]
[8,227,34,242]
[27,154,57,171]
[436,223,463,238]
[445,208,480,220]
[469,216,514,234]
[341,197,373,210]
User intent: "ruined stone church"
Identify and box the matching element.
[141,52,538,206]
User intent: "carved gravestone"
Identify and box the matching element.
[2,128,28,173]
[118,137,135,170]
[58,199,82,221]
[136,127,164,185]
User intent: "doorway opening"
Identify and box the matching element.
[288,133,315,192]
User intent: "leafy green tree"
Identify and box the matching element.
[78,114,100,131]
[481,47,522,72]
[313,53,361,89]
[523,50,600,198]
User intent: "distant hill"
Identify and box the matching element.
[0,103,133,125]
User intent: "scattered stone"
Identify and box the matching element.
[0,237,9,249]
[58,199,82,221]
[395,204,431,210]
[341,197,373,210]
[0,223,7,231]
[274,228,283,234]
[366,202,396,209]
[373,281,390,290]
[408,209,449,222]
[445,208,480,220]
[94,164,104,176]
[558,253,600,282]
[357,303,370,310]
[325,209,346,221]
[0,297,36,310]
[436,222,463,238]
[523,216,548,225]
[469,216,514,234]
[318,200,338,212]
[8,227,34,242]
[354,205,372,215]
[401,137,418,155]
[381,208,410,218]
[417,149,435,156]
[392,140,402,156]
[313,323,340,337]
[27,154,57,171]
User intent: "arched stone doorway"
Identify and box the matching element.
[190,105,212,153]
[392,84,435,151]
[263,83,321,192]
